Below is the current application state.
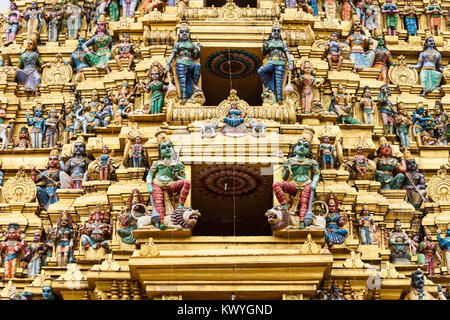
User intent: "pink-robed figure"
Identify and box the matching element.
[0,223,25,279]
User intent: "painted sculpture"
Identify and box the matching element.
[405,269,446,300]
[378,84,394,135]
[418,227,441,277]
[26,105,45,149]
[353,146,369,180]
[66,0,82,40]
[325,32,344,71]
[140,61,166,114]
[401,0,420,36]
[22,1,43,42]
[296,60,322,114]
[319,136,335,169]
[437,226,450,271]
[129,136,146,168]
[80,210,111,250]
[44,3,64,42]
[426,0,442,36]
[23,232,45,278]
[97,146,111,180]
[360,86,374,124]
[52,211,75,266]
[389,218,411,264]
[375,140,406,190]
[324,192,348,246]
[113,81,135,125]
[117,189,147,244]
[373,36,393,84]
[83,15,113,73]
[394,103,412,148]
[0,2,21,44]
[59,141,89,189]
[222,101,247,137]
[44,107,60,149]
[14,127,31,149]
[433,101,449,144]
[121,0,138,17]
[0,223,25,279]
[403,159,426,209]
[69,38,90,83]
[113,33,139,72]
[358,205,375,245]
[0,107,14,150]
[345,19,377,70]
[16,39,47,95]
[381,0,399,36]
[329,83,362,124]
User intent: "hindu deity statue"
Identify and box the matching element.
[117,189,147,244]
[345,19,377,70]
[113,33,139,72]
[426,0,443,36]
[26,105,45,149]
[16,39,48,95]
[324,192,348,246]
[122,0,138,17]
[353,146,369,180]
[80,210,111,250]
[394,103,412,148]
[389,218,411,263]
[324,0,338,19]
[31,150,65,210]
[78,90,102,133]
[341,0,354,21]
[378,84,394,135]
[408,37,442,96]
[140,61,166,114]
[0,161,4,186]
[62,100,77,143]
[410,233,423,264]
[296,60,322,114]
[0,223,25,279]
[94,0,109,22]
[66,0,82,40]
[44,3,64,42]
[258,20,293,104]
[83,15,113,73]
[272,128,320,229]
[42,285,55,300]
[381,0,399,36]
[0,2,21,44]
[401,0,420,36]
[412,105,433,137]
[97,146,111,180]
[96,96,114,127]
[59,141,89,189]
[146,131,191,223]
[329,83,361,124]
[129,136,146,168]
[113,81,135,125]
[82,1,94,32]
[324,32,344,71]
[69,38,90,83]
[405,269,446,300]
[319,136,335,170]
[23,232,45,278]
[360,86,375,124]
[358,205,375,245]
[222,101,247,136]
[433,101,449,144]
[364,1,380,37]
[0,107,14,151]
[140,0,167,15]
[403,159,427,209]
[373,36,393,84]
[166,22,202,103]
[52,211,75,266]
[437,226,450,271]
[22,1,43,42]
[375,139,406,190]
[109,0,120,21]
[45,107,60,148]
[418,227,442,277]
[14,127,31,149]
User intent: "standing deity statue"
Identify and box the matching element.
[408,37,442,96]
[22,1,43,42]
[146,131,191,223]
[129,136,146,168]
[66,0,82,40]
[97,146,111,180]
[108,0,120,21]
[401,0,420,36]
[113,33,139,72]
[329,83,361,124]
[94,0,110,22]
[23,232,45,278]
[121,0,138,17]
[389,218,410,263]
[95,96,114,127]
[272,128,320,229]
[426,0,442,36]
[403,160,426,210]
[341,0,354,21]
[324,32,344,71]
[381,0,399,36]
[0,107,14,151]
[437,226,450,271]
[113,81,136,125]
[166,23,202,103]
[0,2,21,44]
[324,192,348,246]
[375,140,406,190]
[358,205,375,245]
[405,269,446,300]
[345,19,377,70]
[0,223,25,279]
[62,100,76,143]
[14,127,32,149]
[394,103,412,148]
[68,38,90,83]
[295,60,322,114]
[83,15,113,73]
[433,101,449,144]
[258,20,293,104]
[378,84,394,135]
[79,90,102,133]
[80,210,111,250]
[26,105,45,149]
[412,105,433,138]
[81,2,94,32]
[373,36,393,83]
[140,61,166,114]
[16,40,48,95]
[353,146,369,179]
[45,107,60,148]
[418,227,441,276]
[59,141,89,189]
[44,3,64,42]
[360,86,375,124]
[324,0,338,19]
[52,211,75,267]
[364,1,380,37]
[319,136,335,170]
[117,189,147,244]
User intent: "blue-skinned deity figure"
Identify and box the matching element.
[26,106,45,149]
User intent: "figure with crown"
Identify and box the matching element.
[117,189,147,244]
[59,139,89,189]
[272,127,320,229]
[45,106,60,148]
[258,19,293,104]
[52,211,75,266]
[166,22,202,103]
[113,33,139,72]
[82,14,113,73]
[437,226,450,271]
[0,223,25,279]
[66,0,82,40]
[146,130,191,224]
[374,138,406,190]
[26,103,45,149]
[0,2,21,44]
[140,61,166,114]
[80,210,111,250]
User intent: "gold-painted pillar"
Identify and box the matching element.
[185,164,192,207]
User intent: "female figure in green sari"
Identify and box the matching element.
[82,16,113,73]
[142,61,166,114]
[108,0,119,22]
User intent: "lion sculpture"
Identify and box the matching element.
[265,206,326,232]
[137,206,201,230]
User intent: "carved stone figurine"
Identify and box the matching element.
[166,22,202,103]
[381,0,399,36]
[44,3,64,42]
[66,0,82,40]
[80,210,111,250]
[319,136,335,169]
[394,103,412,148]
[437,226,450,271]
[26,105,45,149]
[16,39,48,96]
[113,81,135,125]
[433,101,449,144]
[272,128,320,229]
[401,0,420,36]
[325,32,344,72]
[345,19,377,70]
[375,140,406,190]
[14,127,31,149]
[83,15,113,73]
[22,1,43,42]
[373,36,394,84]
[389,218,411,264]
[358,205,375,245]
[0,223,25,279]
[140,61,166,114]
[329,83,361,124]
[113,33,139,72]
[324,192,348,246]
[405,269,446,300]
[117,189,147,244]
[418,227,442,276]
[52,211,75,267]
[378,84,394,135]
[129,136,146,168]
[353,146,368,179]
[258,20,293,104]
[360,86,375,124]
[23,232,45,278]
[403,159,426,209]
[296,60,322,114]
[59,141,89,189]
[68,38,90,83]
[146,131,191,224]
[426,0,443,36]
[0,2,21,44]
[408,37,442,96]
[97,145,111,180]
[44,107,60,148]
